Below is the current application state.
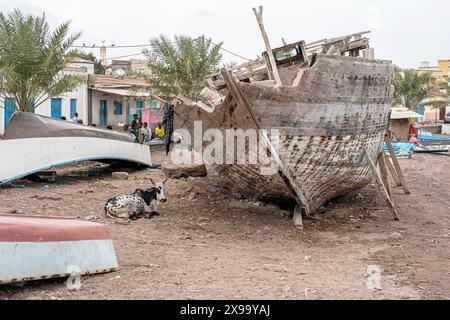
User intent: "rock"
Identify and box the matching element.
[162,164,207,179]
[208,186,220,193]
[112,172,129,180]
[390,232,403,240]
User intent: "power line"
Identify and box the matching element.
[71,44,151,49]
[105,52,145,60]
[72,39,252,62]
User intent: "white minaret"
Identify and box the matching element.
[100,40,107,66]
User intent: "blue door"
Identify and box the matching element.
[99,100,107,126]
[136,100,143,118]
[51,98,62,119]
[70,99,77,119]
[4,98,15,129]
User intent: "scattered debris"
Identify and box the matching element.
[84,215,101,222]
[162,164,207,179]
[233,191,246,200]
[3,209,24,215]
[188,185,200,200]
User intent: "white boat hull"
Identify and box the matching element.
[0,136,152,184]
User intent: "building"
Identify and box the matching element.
[0,57,93,135]
[105,59,152,77]
[417,60,450,121]
[390,106,423,141]
[1,58,162,135]
[88,75,164,130]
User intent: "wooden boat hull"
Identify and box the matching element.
[0,112,152,184]
[0,214,118,285]
[174,55,394,213]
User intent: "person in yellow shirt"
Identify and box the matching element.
[155,122,165,139]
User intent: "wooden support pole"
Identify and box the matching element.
[365,151,399,221]
[384,136,411,194]
[293,205,304,230]
[384,152,401,186]
[378,151,393,201]
[252,6,282,86]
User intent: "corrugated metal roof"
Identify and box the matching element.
[91,88,166,103]
[91,88,152,97]
[91,75,148,87]
[391,107,423,119]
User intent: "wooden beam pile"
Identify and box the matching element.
[207,31,371,90]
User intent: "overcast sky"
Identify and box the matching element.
[1,0,448,68]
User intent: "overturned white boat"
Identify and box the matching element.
[0,112,152,184]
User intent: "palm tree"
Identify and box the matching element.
[393,69,430,110]
[144,35,223,100]
[0,9,83,112]
[393,68,449,112]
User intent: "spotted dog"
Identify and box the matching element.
[104,179,167,220]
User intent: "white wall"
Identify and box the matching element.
[0,82,88,135]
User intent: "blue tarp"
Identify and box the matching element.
[383,142,415,158]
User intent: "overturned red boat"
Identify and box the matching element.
[0,214,119,285]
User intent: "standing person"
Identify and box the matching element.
[155,122,165,139]
[72,112,79,123]
[162,103,174,155]
[131,114,141,128]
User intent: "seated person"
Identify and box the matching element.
[123,124,138,141]
[155,122,165,139]
[139,122,152,144]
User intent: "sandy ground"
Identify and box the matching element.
[0,147,449,300]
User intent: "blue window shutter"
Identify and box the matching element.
[70,99,77,118]
[114,100,123,115]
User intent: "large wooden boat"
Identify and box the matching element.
[174,32,394,214]
[0,112,152,184]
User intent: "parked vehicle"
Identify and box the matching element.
[444,112,450,124]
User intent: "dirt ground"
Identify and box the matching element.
[0,146,449,300]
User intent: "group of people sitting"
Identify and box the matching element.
[61,112,166,146]
[123,113,165,145]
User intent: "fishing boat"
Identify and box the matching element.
[0,112,152,184]
[174,31,395,215]
[0,214,118,285]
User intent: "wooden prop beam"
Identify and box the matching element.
[365,150,399,221]
[220,68,310,216]
[384,136,411,194]
[252,6,282,86]
[378,151,393,201]
[384,152,401,186]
